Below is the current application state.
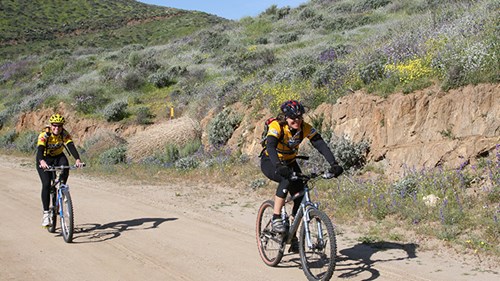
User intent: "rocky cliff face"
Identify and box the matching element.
[16,83,499,177]
[232,83,500,176]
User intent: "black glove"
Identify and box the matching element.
[329,164,343,178]
[276,163,292,179]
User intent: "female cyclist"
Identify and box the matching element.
[36,114,84,227]
[260,100,343,252]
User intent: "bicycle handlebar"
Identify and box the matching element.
[290,171,336,181]
[44,163,86,172]
[290,155,338,181]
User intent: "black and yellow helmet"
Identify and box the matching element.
[49,113,65,124]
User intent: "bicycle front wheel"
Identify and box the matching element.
[299,209,337,281]
[256,200,284,266]
[60,189,74,243]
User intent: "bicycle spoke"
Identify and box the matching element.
[60,189,74,243]
[300,209,336,281]
[256,200,284,266]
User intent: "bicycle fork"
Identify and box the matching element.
[300,200,325,250]
[57,184,70,219]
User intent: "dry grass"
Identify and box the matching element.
[127,117,201,162]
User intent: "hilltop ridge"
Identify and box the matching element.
[0,0,226,58]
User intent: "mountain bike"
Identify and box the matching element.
[256,157,337,281]
[45,164,84,243]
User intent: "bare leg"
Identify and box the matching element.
[274,196,285,215]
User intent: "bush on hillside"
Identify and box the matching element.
[99,146,127,165]
[135,106,154,125]
[121,71,145,91]
[103,100,128,122]
[0,130,16,149]
[174,156,199,170]
[330,135,370,171]
[72,87,109,114]
[14,130,38,153]
[207,108,242,147]
[148,71,176,88]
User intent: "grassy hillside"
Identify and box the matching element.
[0,0,497,127]
[0,0,225,58]
[0,0,497,125]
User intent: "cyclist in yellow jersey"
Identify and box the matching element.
[260,100,343,252]
[36,114,83,227]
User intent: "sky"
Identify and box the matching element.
[137,0,308,20]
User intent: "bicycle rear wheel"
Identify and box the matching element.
[299,209,337,281]
[59,188,74,243]
[256,200,284,266]
[47,189,57,233]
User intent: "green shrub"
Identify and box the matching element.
[148,71,175,88]
[156,139,201,166]
[393,175,419,198]
[72,87,109,114]
[14,130,38,153]
[199,31,230,53]
[135,106,154,125]
[41,59,67,77]
[99,65,121,82]
[207,108,242,146]
[128,52,141,68]
[103,100,128,122]
[179,138,201,158]
[330,135,370,171]
[0,130,16,149]
[274,32,299,44]
[299,7,316,20]
[99,146,127,165]
[359,57,387,85]
[164,145,180,163]
[121,71,145,91]
[129,50,160,73]
[222,47,275,75]
[261,5,290,20]
[312,62,348,90]
[362,0,391,10]
[441,64,466,91]
[175,156,199,170]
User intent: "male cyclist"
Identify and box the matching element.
[36,114,84,227]
[260,100,343,252]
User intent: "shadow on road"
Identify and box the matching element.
[68,217,177,243]
[336,241,419,280]
[272,241,418,280]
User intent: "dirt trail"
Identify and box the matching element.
[0,155,498,281]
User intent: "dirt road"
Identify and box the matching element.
[0,155,498,281]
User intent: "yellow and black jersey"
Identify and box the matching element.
[37,130,73,157]
[264,120,318,161]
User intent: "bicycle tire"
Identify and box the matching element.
[60,189,74,243]
[256,200,284,266]
[47,190,57,233]
[299,209,337,281]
